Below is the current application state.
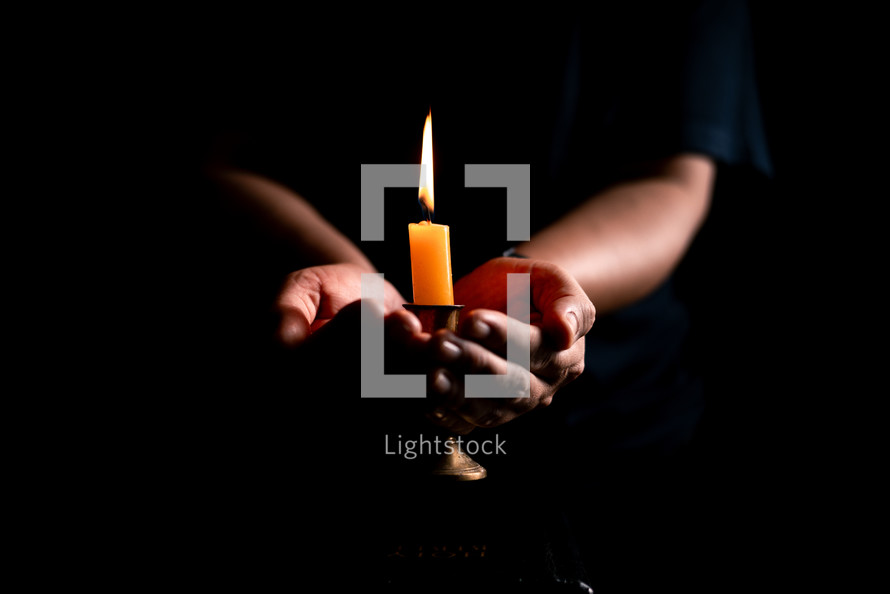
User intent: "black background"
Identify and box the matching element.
[37,2,874,591]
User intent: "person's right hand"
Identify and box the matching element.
[275,263,408,348]
[274,263,434,390]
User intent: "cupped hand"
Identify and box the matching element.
[275,263,407,348]
[455,257,594,351]
[424,257,595,433]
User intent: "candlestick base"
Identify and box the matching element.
[403,303,487,482]
[429,435,488,481]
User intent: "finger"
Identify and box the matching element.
[433,369,545,430]
[497,260,592,350]
[458,309,501,352]
[425,369,476,434]
[538,291,595,351]
[428,330,508,375]
[427,332,540,426]
[529,337,586,388]
[461,308,576,379]
[298,299,363,354]
[431,370,553,430]
[276,269,324,347]
[382,309,429,374]
[384,308,425,343]
[430,330,537,403]
[455,257,595,350]
[459,308,543,360]
[426,366,497,432]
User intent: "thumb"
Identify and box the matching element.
[540,293,595,351]
[278,310,313,348]
[276,269,324,348]
[530,264,595,350]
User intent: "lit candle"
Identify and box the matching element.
[408,110,454,305]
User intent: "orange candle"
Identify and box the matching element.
[409,220,454,305]
[408,110,454,305]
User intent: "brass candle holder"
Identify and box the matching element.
[403,303,487,481]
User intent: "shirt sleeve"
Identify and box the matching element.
[593,0,773,177]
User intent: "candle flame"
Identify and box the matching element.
[418,110,434,221]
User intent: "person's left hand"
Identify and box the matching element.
[423,257,595,434]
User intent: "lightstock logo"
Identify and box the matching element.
[359,163,531,400]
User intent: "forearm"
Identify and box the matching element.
[208,168,376,271]
[516,154,715,313]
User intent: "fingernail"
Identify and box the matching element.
[401,316,418,335]
[567,311,579,338]
[438,339,461,361]
[468,318,490,340]
[433,370,451,394]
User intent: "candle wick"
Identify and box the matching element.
[420,202,433,223]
